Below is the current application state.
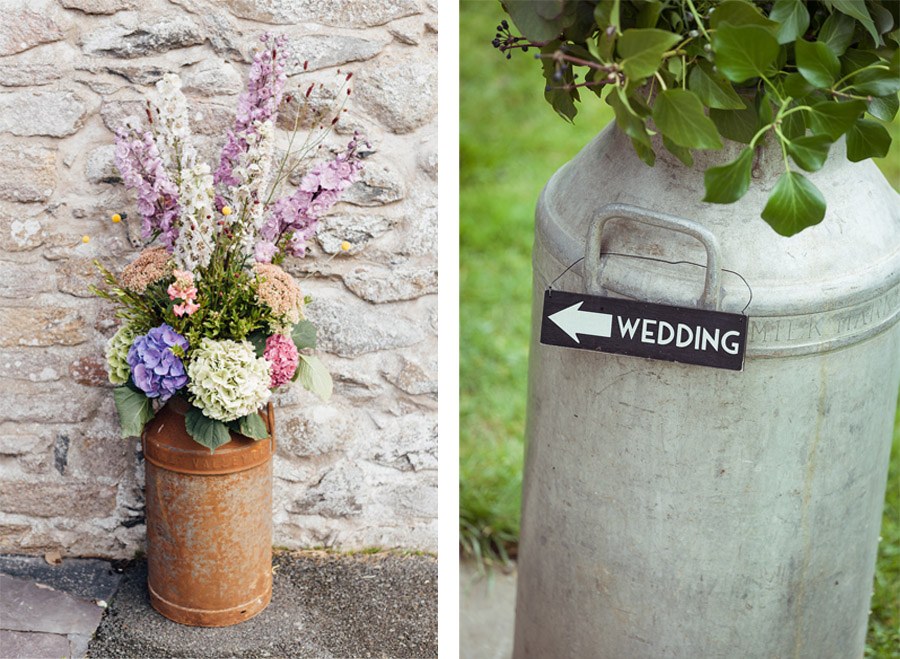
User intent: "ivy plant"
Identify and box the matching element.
[493,0,899,236]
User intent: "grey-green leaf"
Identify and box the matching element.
[710,0,778,31]
[291,319,317,351]
[795,39,840,88]
[830,0,881,45]
[687,61,746,110]
[236,412,270,440]
[787,134,832,171]
[769,0,810,44]
[113,386,154,439]
[617,28,681,81]
[652,89,723,150]
[845,119,891,162]
[663,136,693,167]
[504,0,566,41]
[296,354,333,401]
[607,88,652,148]
[819,11,856,55]
[761,171,827,236]
[807,100,866,139]
[185,407,232,452]
[867,94,899,122]
[709,105,759,144]
[703,148,753,203]
[711,23,780,84]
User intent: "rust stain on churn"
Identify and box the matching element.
[142,396,275,627]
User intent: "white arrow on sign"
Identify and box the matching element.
[548,302,613,344]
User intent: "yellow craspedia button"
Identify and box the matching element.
[221,206,232,216]
[82,235,90,243]
[340,240,351,251]
[111,213,121,223]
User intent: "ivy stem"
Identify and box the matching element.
[654,71,668,91]
[774,125,792,172]
[834,63,890,90]
[684,0,710,41]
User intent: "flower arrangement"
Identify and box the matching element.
[493,0,899,236]
[93,34,367,451]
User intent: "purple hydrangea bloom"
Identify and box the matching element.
[114,128,181,250]
[126,324,189,401]
[255,133,367,262]
[215,33,288,192]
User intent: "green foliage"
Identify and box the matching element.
[295,354,333,400]
[230,412,270,440]
[292,319,318,351]
[496,0,899,236]
[112,385,154,438]
[185,405,232,452]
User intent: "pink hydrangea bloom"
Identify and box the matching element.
[264,333,299,388]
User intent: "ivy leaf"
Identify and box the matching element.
[185,406,232,452]
[703,147,753,204]
[631,136,657,166]
[819,11,857,55]
[845,119,892,162]
[504,0,567,41]
[807,99,866,139]
[291,319,317,351]
[849,66,900,96]
[786,134,832,171]
[868,94,899,122]
[295,354,333,401]
[795,39,841,89]
[113,386,154,439]
[607,87,652,149]
[539,41,579,122]
[769,0,810,44]
[830,0,882,45]
[687,60,746,110]
[235,412,270,440]
[617,28,681,81]
[709,105,759,144]
[781,108,807,139]
[783,72,816,99]
[711,24,780,84]
[761,171,826,236]
[710,0,778,31]
[635,0,663,29]
[652,89,722,150]
[662,136,693,167]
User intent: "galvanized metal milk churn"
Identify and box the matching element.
[143,397,275,627]
[514,124,900,658]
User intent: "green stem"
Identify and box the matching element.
[834,63,890,90]
[684,0,710,40]
[654,71,668,91]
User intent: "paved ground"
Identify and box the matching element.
[459,561,516,659]
[0,555,122,659]
[1,551,436,659]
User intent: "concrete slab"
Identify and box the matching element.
[87,551,437,658]
[460,561,517,659]
[0,629,70,659]
[0,575,104,636]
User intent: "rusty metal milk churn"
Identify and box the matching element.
[514,124,900,658]
[142,397,275,626]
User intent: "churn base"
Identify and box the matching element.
[148,577,272,627]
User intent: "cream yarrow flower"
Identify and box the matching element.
[253,262,303,327]
[106,323,137,385]
[187,338,271,422]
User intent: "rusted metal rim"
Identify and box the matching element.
[148,579,272,627]
[142,399,277,476]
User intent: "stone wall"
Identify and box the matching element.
[0,0,438,558]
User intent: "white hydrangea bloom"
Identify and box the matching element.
[228,119,275,260]
[187,338,271,422]
[154,73,197,177]
[173,163,217,273]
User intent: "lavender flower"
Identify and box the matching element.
[114,128,181,250]
[215,33,288,192]
[255,133,367,261]
[126,324,189,401]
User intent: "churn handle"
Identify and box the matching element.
[585,202,723,311]
[265,401,276,453]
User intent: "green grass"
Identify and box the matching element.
[460,0,900,651]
